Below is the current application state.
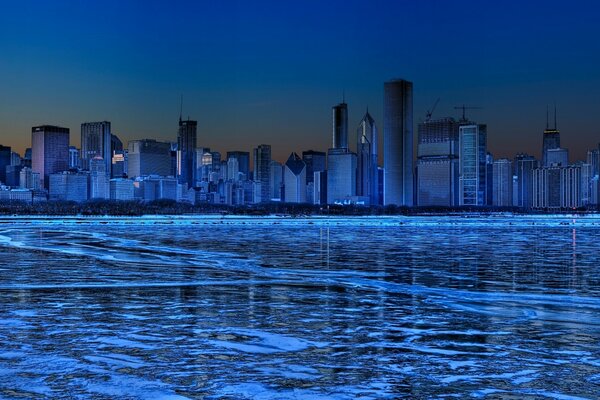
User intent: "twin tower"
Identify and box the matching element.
[329,79,413,206]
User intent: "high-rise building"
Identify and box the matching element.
[332,102,348,149]
[283,152,306,203]
[10,151,21,166]
[111,151,127,178]
[253,144,271,202]
[486,152,494,206]
[81,121,111,173]
[416,117,461,206]
[458,124,487,206]
[533,165,581,209]
[111,134,123,153]
[127,139,172,178]
[227,157,240,181]
[32,125,70,189]
[177,118,197,188]
[546,148,569,167]
[542,107,560,167]
[110,178,134,201]
[19,167,41,191]
[270,161,282,200]
[49,172,89,202]
[227,151,250,179]
[89,156,109,199]
[383,79,413,206]
[302,150,326,185]
[0,145,11,184]
[492,158,513,207]
[68,146,80,169]
[356,110,379,206]
[514,154,538,209]
[327,148,356,204]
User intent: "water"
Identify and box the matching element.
[0,215,599,399]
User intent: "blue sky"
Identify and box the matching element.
[1,0,599,161]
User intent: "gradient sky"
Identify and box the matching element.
[1,0,599,163]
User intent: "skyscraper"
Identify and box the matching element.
[356,110,379,205]
[177,118,197,188]
[542,106,560,167]
[302,150,326,185]
[514,153,538,209]
[270,160,282,200]
[0,145,11,184]
[127,139,172,178]
[327,148,357,204]
[89,156,109,199]
[492,158,513,206]
[227,151,250,179]
[416,117,461,206]
[283,152,307,203]
[458,124,487,206]
[383,79,413,206]
[332,101,348,149]
[31,125,70,189]
[81,121,111,173]
[253,144,271,202]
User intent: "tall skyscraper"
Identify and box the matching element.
[227,151,250,179]
[542,106,560,167]
[492,158,513,206]
[332,101,348,149]
[253,144,271,202]
[416,117,461,206]
[177,118,197,188]
[270,161,282,200]
[546,148,569,167]
[0,145,11,184]
[302,150,326,185]
[81,121,111,173]
[283,152,307,203]
[458,124,487,206]
[31,125,70,189]
[514,154,538,209]
[68,146,80,169]
[89,156,109,199]
[384,79,413,206]
[356,110,379,205]
[127,139,172,178]
[327,148,357,204]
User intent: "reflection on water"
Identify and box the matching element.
[0,216,599,399]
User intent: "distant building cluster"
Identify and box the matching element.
[1,79,599,210]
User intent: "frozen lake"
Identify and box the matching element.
[0,215,599,399]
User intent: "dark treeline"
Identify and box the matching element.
[0,200,598,217]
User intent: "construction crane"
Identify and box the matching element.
[454,104,482,122]
[425,98,440,121]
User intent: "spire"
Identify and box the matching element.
[179,94,183,124]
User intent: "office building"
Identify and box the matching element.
[81,121,111,173]
[32,125,70,188]
[111,151,127,178]
[253,144,271,202]
[492,158,513,206]
[110,178,134,201]
[270,161,282,200]
[313,170,327,205]
[177,118,197,188]
[356,110,379,205]
[327,148,356,204]
[283,153,306,203]
[19,167,41,191]
[383,79,413,206]
[89,156,109,199]
[49,172,89,202]
[127,139,172,178]
[0,145,11,184]
[332,101,348,149]
[302,150,326,185]
[5,165,22,187]
[542,107,560,167]
[416,117,461,206]
[546,148,569,167]
[227,151,250,179]
[514,154,538,209]
[533,165,581,209]
[68,146,80,169]
[458,124,487,206]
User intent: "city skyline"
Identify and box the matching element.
[1,1,600,162]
